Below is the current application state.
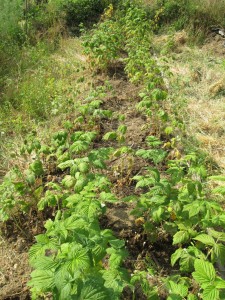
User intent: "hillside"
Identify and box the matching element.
[0,1,225,299]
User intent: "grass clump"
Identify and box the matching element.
[143,0,225,41]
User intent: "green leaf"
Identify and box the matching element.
[215,278,225,289]
[32,256,58,271]
[76,200,101,219]
[28,270,54,291]
[78,162,89,173]
[152,206,164,222]
[213,244,225,265]
[92,159,106,169]
[186,203,201,218]
[63,245,91,272]
[38,191,57,210]
[102,268,129,295]
[209,176,225,182]
[109,239,125,249]
[192,259,216,286]
[25,170,36,185]
[208,229,225,242]
[179,253,195,272]
[81,132,97,142]
[168,281,188,297]
[173,231,189,245]
[92,244,107,263]
[70,141,89,153]
[100,192,117,203]
[193,234,215,246]
[212,186,225,195]
[77,281,108,300]
[108,249,128,269]
[167,295,182,300]
[187,294,198,300]
[171,248,183,266]
[62,175,75,189]
[146,136,162,147]
[103,132,117,141]
[55,269,75,299]
[136,149,167,164]
[29,160,44,176]
[74,178,87,193]
[117,125,127,135]
[135,177,154,188]
[202,285,219,300]
[58,160,74,170]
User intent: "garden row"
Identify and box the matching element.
[1,2,225,299]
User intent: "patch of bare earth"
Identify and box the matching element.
[0,237,31,300]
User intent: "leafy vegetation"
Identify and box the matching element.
[1,0,225,299]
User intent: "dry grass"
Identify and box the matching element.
[154,32,225,170]
[196,0,225,25]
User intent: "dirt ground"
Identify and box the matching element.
[1,31,225,299]
[0,237,31,300]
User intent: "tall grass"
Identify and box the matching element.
[143,0,225,34]
[0,0,25,98]
[0,0,24,40]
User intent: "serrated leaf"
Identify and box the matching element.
[180,253,195,272]
[213,243,225,265]
[133,175,155,188]
[103,132,117,141]
[29,160,44,176]
[77,281,108,300]
[109,239,125,249]
[62,175,75,188]
[202,285,219,300]
[92,159,106,169]
[28,270,54,291]
[67,246,91,272]
[70,141,89,153]
[76,200,101,219]
[152,206,164,222]
[173,231,189,245]
[209,176,225,182]
[146,136,162,147]
[58,160,74,170]
[167,295,182,300]
[108,248,128,269]
[136,149,167,164]
[215,278,225,289]
[32,256,58,271]
[100,192,117,203]
[168,280,188,297]
[92,244,107,263]
[193,234,215,246]
[212,186,225,195]
[208,229,225,242]
[102,268,129,295]
[117,125,127,135]
[192,259,216,286]
[25,170,36,185]
[171,248,183,266]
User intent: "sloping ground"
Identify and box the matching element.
[154,31,225,170]
[0,37,148,299]
[0,38,91,300]
[1,30,225,299]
